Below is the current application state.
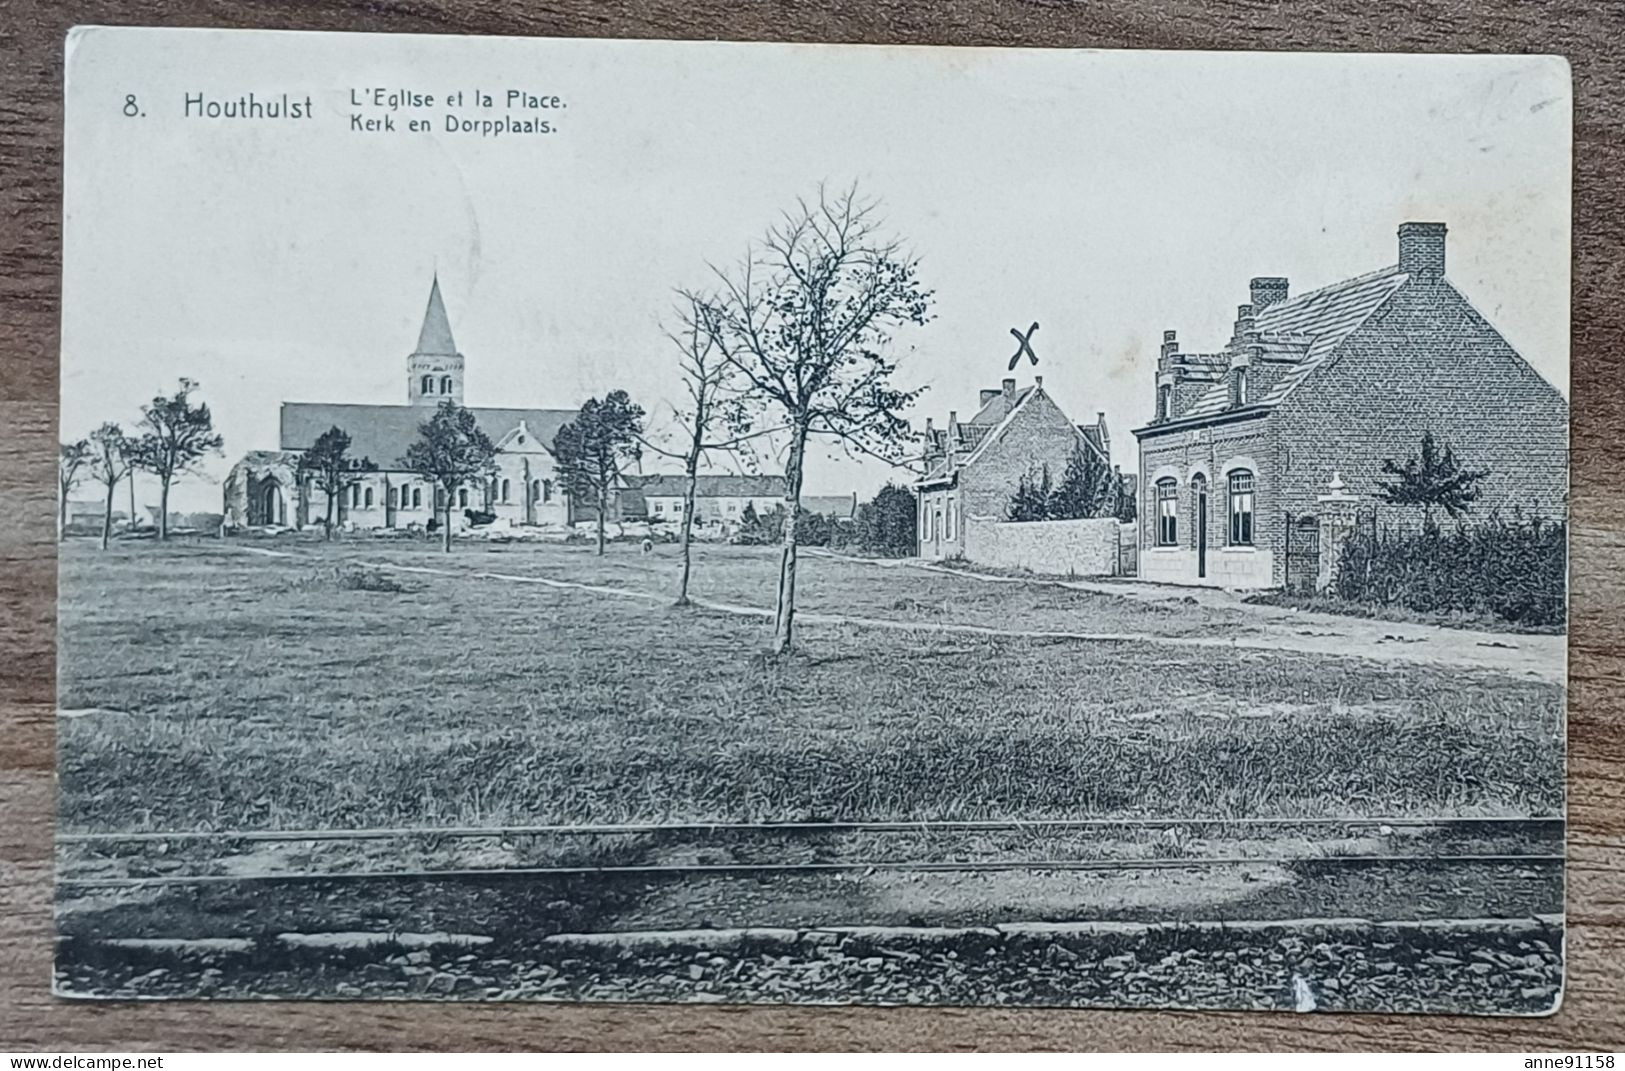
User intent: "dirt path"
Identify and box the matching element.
[809,550,1566,684]
[345,553,1563,683]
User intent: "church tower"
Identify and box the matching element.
[408,274,465,406]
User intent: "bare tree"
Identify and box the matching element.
[87,423,130,551]
[640,292,778,605]
[708,183,934,653]
[58,439,92,541]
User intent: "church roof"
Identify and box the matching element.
[280,402,577,468]
[415,275,458,355]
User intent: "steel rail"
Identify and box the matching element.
[54,815,1566,845]
[56,852,1566,888]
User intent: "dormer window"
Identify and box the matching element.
[1232,367,1249,408]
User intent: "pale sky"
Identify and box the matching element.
[61,29,1571,513]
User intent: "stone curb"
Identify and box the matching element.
[84,914,1563,962]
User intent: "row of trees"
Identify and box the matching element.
[1007,445,1137,524]
[732,483,919,558]
[59,379,224,548]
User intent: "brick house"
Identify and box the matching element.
[915,375,1111,559]
[1132,221,1568,589]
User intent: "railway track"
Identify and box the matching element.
[53,816,1566,1010]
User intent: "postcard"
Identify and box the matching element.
[55,27,1569,1012]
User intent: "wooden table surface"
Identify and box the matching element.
[3,0,1622,1052]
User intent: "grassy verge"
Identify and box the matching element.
[57,542,1563,834]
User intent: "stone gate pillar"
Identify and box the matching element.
[1316,471,1359,594]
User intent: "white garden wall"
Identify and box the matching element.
[961,515,1123,577]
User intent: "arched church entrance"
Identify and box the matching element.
[250,476,286,526]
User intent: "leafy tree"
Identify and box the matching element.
[403,401,498,552]
[296,426,377,541]
[127,378,224,540]
[1112,469,1138,524]
[1007,464,1055,522]
[708,183,934,653]
[87,423,130,551]
[1376,431,1489,533]
[551,391,645,556]
[854,483,917,556]
[1048,445,1114,520]
[58,439,92,541]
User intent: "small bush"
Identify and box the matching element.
[335,564,414,594]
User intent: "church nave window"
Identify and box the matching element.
[412,488,422,509]
[458,487,469,508]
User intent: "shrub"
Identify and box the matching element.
[1336,512,1565,628]
[732,504,834,547]
[848,483,917,557]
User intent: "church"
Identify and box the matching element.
[224,277,582,533]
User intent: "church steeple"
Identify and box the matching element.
[416,275,457,355]
[408,273,465,407]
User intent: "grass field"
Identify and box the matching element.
[56,538,1564,837]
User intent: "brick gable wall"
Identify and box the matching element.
[1273,276,1569,549]
[958,390,1096,522]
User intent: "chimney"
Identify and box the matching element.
[1232,303,1257,344]
[1002,377,1016,399]
[979,388,1000,406]
[1160,329,1178,363]
[1034,375,1043,389]
[1398,221,1447,278]
[1250,277,1289,311]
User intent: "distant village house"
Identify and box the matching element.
[914,375,1113,560]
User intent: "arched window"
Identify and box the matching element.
[531,478,541,503]
[440,375,453,394]
[500,478,511,503]
[1156,478,1178,546]
[350,484,360,507]
[412,487,422,509]
[1228,470,1255,545]
[388,487,398,508]
[457,487,468,508]
[946,497,955,540]
[421,374,434,395]
[542,479,553,503]
[364,487,373,508]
